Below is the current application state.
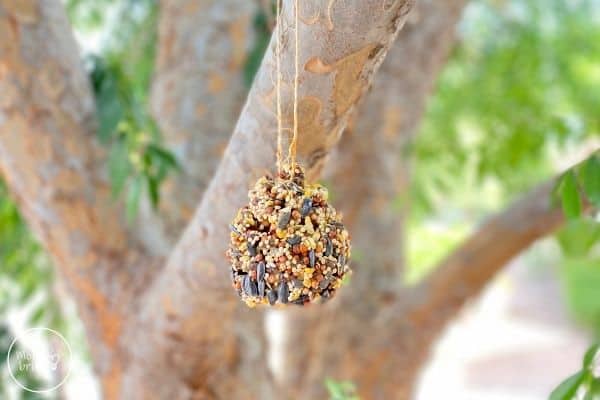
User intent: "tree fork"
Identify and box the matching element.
[127,1,417,398]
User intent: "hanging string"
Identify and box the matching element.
[287,0,300,173]
[275,0,283,174]
[274,0,300,176]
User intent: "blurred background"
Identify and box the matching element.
[1,0,599,398]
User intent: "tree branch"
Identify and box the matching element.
[0,1,157,395]
[291,157,593,399]
[123,1,417,398]
[145,0,259,248]
[283,0,469,396]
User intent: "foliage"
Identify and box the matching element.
[555,154,600,219]
[0,184,61,329]
[559,258,600,337]
[0,325,54,400]
[244,7,272,88]
[88,55,179,219]
[406,221,471,284]
[70,0,179,219]
[0,184,63,398]
[553,153,600,335]
[408,0,600,335]
[408,0,600,285]
[550,343,600,400]
[325,378,360,400]
[413,0,600,217]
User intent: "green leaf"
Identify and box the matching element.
[126,176,143,221]
[147,144,179,169]
[244,11,270,88]
[147,176,160,209]
[550,370,585,400]
[325,379,344,399]
[580,155,600,209]
[583,378,600,400]
[584,344,600,370]
[560,171,582,219]
[108,143,131,196]
[325,378,359,400]
[96,78,123,143]
[29,306,46,325]
[560,258,600,334]
[556,219,600,257]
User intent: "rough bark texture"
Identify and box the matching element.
[124,1,416,398]
[147,0,258,249]
[137,4,270,397]
[0,1,157,397]
[327,0,468,288]
[283,1,468,398]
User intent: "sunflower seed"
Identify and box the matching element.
[338,255,346,268]
[287,235,301,246]
[293,295,308,305]
[324,237,333,256]
[325,259,337,270]
[278,209,291,229]
[242,275,251,295]
[300,198,313,216]
[249,279,259,296]
[309,249,316,268]
[278,282,289,304]
[292,279,304,288]
[319,278,330,290]
[247,241,257,256]
[257,261,266,281]
[258,280,265,297]
[229,224,240,234]
[267,290,278,305]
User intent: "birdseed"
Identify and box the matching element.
[227,164,352,307]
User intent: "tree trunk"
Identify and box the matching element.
[135,4,271,397]
[146,0,258,249]
[283,1,468,398]
[0,0,157,396]
[120,0,416,398]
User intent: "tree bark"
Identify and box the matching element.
[283,1,468,397]
[123,1,416,398]
[122,2,270,399]
[146,0,259,249]
[326,0,468,288]
[0,1,157,397]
